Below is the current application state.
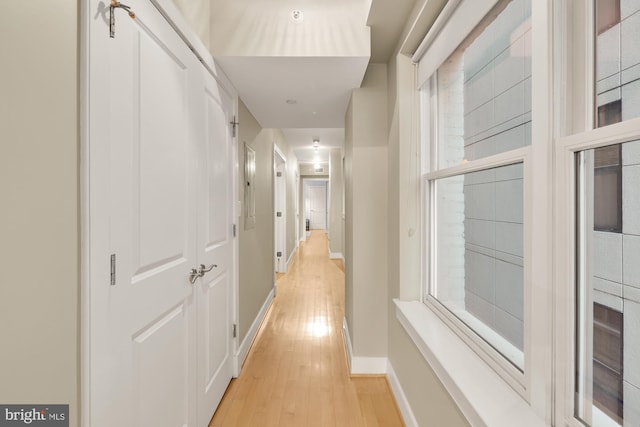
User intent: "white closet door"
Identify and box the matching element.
[89,1,200,425]
[195,68,235,427]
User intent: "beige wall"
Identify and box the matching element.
[173,0,211,51]
[328,148,344,257]
[237,100,275,341]
[0,2,79,426]
[385,29,470,427]
[274,135,299,262]
[344,64,389,357]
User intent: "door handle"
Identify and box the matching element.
[189,268,201,284]
[198,264,217,276]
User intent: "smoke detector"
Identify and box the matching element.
[290,10,303,23]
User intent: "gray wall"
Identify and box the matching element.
[329,148,344,257]
[0,3,80,426]
[274,135,300,263]
[344,64,389,357]
[385,52,470,426]
[237,100,276,341]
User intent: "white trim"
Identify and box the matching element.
[234,288,275,376]
[386,361,419,427]
[343,317,353,370]
[286,248,295,272]
[350,357,388,375]
[424,146,528,181]
[411,0,462,63]
[395,299,546,427]
[329,251,343,260]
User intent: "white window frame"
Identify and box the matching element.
[422,146,531,392]
[554,0,640,426]
[410,0,554,422]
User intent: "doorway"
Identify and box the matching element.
[304,179,328,231]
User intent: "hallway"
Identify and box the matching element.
[209,231,404,426]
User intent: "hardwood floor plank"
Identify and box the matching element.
[209,231,404,426]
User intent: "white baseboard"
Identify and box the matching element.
[343,317,353,370]
[234,288,274,376]
[286,248,295,271]
[387,360,418,427]
[343,317,387,374]
[351,357,388,374]
[329,251,343,260]
[343,319,415,425]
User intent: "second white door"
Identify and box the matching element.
[309,184,327,230]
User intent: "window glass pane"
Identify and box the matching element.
[576,140,640,426]
[595,0,640,127]
[432,162,524,370]
[594,145,622,232]
[437,0,531,168]
[597,0,621,35]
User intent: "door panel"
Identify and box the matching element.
[196,72,235,427]
[136,29,189,272]
[133,304,190,427]
[205,273,230,387]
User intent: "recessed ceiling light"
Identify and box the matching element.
[285,99,297,105]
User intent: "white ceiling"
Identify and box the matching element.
[281,128,344,164]
[211,0,424,164]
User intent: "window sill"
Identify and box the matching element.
[394,299,548,427]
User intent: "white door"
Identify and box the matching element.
[196,69,235,426]
[309,185,327,230]
[88,2,233,426]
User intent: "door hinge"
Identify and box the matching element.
[230,115,239,138]
[232,223,237,237]
[232,324,237,338]
[110,254,116,286]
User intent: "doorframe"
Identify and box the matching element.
[303,177,330,232]
[273,145,287,274]
[81,1,240,424]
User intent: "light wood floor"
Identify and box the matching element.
[209,230,404,427]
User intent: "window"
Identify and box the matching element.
[422,0,531,374]
[408,0,640,424]
[574,140,640,427]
